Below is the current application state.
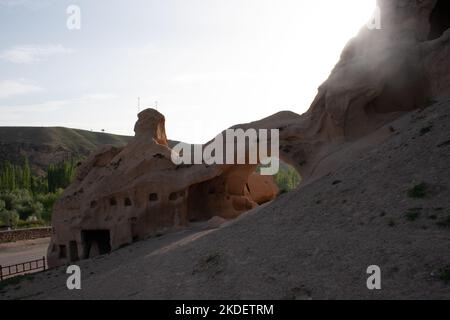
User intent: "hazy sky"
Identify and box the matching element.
[0,0,376,143]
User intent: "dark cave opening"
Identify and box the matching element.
[428,0,450,40]
[81,230,111,259]
[69,240,79,262]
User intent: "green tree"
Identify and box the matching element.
[0,210,19,227]
[22,157,32,191]
[47,159,77,192]
[274,165,301,194]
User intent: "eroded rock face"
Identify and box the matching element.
[235,0,450,184]
[48,0,450,267]
[48,110,277,267]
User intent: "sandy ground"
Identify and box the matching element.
[1,101,450,300]
[0,238,50,268]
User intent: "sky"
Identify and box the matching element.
[0,0,377,143]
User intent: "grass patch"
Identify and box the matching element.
[0,274,33,291]
[423,99,438,108]
[436,216,450,228]
[388,219,396,227]
[407,183,427,199]
[419,126,433,136]
[437,140,450,148]
[438,266,450,283]
[205,253,221,264]
[406,209,421,222]
[193,252,223,276]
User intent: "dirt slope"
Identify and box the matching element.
[1,100,449,300]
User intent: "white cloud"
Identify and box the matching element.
[0,45,73,64]
[0,0,51,8]
[0,0,27,6]
[0,80,43,99]
[170,71,253,85]
[0,93,136,134]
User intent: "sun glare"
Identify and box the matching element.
[170,0,378,143]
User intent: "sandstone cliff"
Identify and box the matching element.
[34,0,450,296]
[47,109,278,267]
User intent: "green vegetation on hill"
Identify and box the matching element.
[0,158,78,229]
[0,127,132,150]
[0,127,132,175]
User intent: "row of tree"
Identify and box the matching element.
[0,158,78,228]
[0,158,77,194]
[0,159,32,191]
[47,160,77,193]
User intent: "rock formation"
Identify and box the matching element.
[47,109,278,267]
[234,0,450,185]
[48,0,450,268]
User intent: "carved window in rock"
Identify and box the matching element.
[124,198,132,206]
[169,192,178,201]
[110,197,117,206]
[149,193,158,202]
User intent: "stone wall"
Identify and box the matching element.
[0,227,52,243]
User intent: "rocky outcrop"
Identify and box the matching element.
[235,0,450,185]
[47,109,277,267]
[48,0,450,268]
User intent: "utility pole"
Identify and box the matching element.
[154,100,158,111]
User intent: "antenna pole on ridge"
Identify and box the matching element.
[137,97,141,113]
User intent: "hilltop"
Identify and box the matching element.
[0,127,132,175]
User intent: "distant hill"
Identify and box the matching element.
[0,127,133,175]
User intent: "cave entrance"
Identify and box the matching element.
[81,230,111,259]
[187,174,230,222]
[428,0,450,40]
[187,181,215,222]
[69,240,79,262]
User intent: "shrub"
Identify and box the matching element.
[0,210,19,227]
[406,208,421,221]
[273,165,301,194]
[388,219,396,227]
[437,216,450,228]
[438,266,450,283]
[407,183,427,199]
